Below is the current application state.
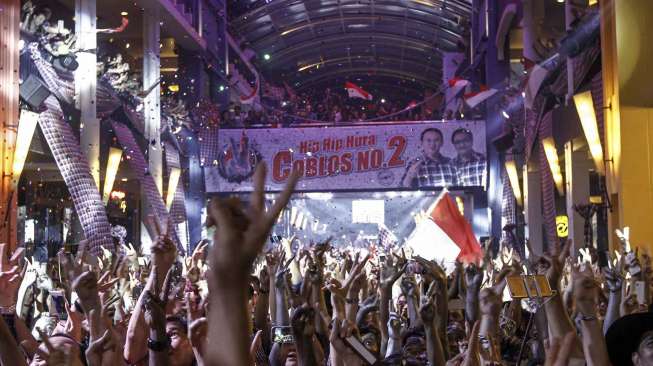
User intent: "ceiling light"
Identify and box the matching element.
[573,90,605,175]
[542,137,564,195]
[263,53,271,61]
[502,110,510,119]
[121,11,129,16]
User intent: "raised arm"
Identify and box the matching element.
[123,236,176,364]
[540,240,583,358]
[378,255,406,355]
[573,267,611,366]
[206,163,298,366]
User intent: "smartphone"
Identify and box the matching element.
[49,289,67,320]
[343,335,378,365]
[272,326,294,344]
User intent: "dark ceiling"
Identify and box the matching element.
[228,0,472,98]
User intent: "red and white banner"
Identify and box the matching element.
[464,86,497,108]
[205,121,486,192]
[345,82,373,100]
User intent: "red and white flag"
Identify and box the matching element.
[448,77,470,94]
[429,192,483,264]
[404,192,483,271]
[345,82,373,101]
[464,85,497,108]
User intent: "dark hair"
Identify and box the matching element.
[420,128,443,142]
[451,128,473,143]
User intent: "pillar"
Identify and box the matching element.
[75,0,100,187]
[524,161,544,256]
[600,0,653,250]
[143,7,163,196]
[483,0,511,244]
[0,0,20,250]
[142,6,162,247]
[564,140,592,250]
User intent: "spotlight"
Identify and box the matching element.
[121,11,129,16]
[381,98,386,103]
[502,110,510,119]
[263,54,271,61]
[219,85,225,91]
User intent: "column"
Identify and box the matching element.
[0,0,20,250]
[564,140,592,250]
[484,0,511,244]
[75,0,100,187]
[600,0,653,251]
[524,161,544,256]
[143,7,163,196]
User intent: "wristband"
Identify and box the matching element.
[147,336,171,352]
[0,304,16,315]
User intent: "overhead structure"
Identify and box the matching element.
[228,0,472,95]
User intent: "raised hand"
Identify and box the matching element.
[207,163,299,281]
[0,244,25,309]
[465,264,484,292]
[571,266,599,318]
[151,235,177,277]
[71,271,100,312]
[603,266,623,293]
[419,300,437,325]
[380,254,407,291]
[540,240,572,290]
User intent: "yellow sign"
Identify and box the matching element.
[556,215,569,237]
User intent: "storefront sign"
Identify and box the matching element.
[205,121,486,192]
[556,215,569,237]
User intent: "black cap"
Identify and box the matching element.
[606,312,653,366]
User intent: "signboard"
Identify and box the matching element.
[205,121,486,192]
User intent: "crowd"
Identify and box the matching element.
[222,88,439,128]
[0,164,649,366]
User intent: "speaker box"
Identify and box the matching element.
[20,74,51,110]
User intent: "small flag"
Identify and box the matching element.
[378,223,398,249]
[464,85,497,108]
[345,81,373,101]
[448,77,470,95]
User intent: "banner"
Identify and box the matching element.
[205,121,486,192]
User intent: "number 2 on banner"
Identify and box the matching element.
[387,136,406,168]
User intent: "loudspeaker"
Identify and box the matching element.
[53,54,79,72]
[19,74,51,110]
[492,129,515,152]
